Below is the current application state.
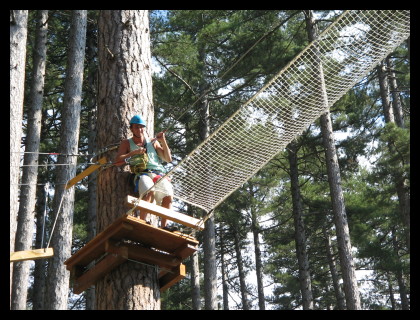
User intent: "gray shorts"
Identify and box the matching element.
[137,173,173,205]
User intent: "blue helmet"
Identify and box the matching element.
[129,115,146,126]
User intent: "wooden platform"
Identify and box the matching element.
[64,214,198,294]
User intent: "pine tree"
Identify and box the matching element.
[304,10,361,309]
[95,10,160,310]
[12,10,48,310]
[10,9,28,308]
[45,10,87,309]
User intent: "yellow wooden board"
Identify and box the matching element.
[10,248,54,262]
[65,157,107,189]
[126,196,205,230]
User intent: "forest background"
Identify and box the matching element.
[10,10,410,310]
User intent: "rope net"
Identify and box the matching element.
[158,10,410,213]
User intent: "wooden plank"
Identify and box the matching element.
[65,157,107,189]
[127,196,205,230]
[159,263,186,292]
[72,247,128,295]
[10,248,54,262]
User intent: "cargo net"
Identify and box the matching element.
[156,10,410,213]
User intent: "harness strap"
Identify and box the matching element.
[132,168,163,193]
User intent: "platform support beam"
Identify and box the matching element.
[122,242,183,269]
[159,263,186,292]
[73,244,128,295]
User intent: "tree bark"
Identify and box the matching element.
[12,10,48,310]
[45,10,87,310]
[287,140,314,309]
[10,10,28,306]
[96,10,160,310]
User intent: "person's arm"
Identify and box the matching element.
[114,139,146,165]
[154,131,172,163]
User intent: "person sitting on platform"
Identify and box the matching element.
[115,114,177,231]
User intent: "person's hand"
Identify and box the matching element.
[155,131,166,143]
[132,147,146,155]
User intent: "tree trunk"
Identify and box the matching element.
[45,10,87,310]
[85,20,98,310]
[32,185,49,310]
[248,186,266,310]
[233,226,249,310]
[96,10,160,310]
[198,38,218,309]
[320,111,361,309]
[10,10,28,306]
[391,228,409,309]
[11,10,48,310]
[377,61,395,124]
[219,230,229,310]
[190,249,201,310]
[304,10,361,310]
[203,214,217,310]
[189,208,201,310]
[287,140,314,310]
[386,57,405,128]
[387,273,396,310]
[322,226,345,310]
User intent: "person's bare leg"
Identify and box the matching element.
[140,192,154,221]
[160,195,172,228]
